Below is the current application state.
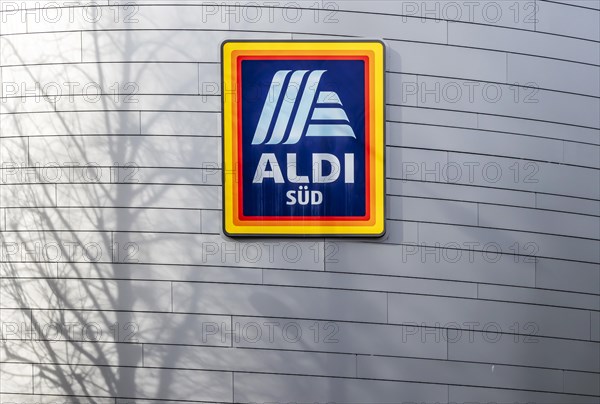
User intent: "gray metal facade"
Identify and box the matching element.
[0,1,599,403]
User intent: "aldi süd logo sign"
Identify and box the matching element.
[222,41,385,236]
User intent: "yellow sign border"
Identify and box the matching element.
[222,40,385,236]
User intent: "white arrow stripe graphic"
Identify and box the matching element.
[251,69,356,145]
[251,70,291,145]
[285,70,326,145]
[267,70,308,145]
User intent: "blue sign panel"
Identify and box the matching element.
[241,59,366,218]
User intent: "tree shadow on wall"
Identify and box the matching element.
[0,5,225,402]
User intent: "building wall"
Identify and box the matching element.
[1,1,599,402]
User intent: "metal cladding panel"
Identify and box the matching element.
[0,1,598,403]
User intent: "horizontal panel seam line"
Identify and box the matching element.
[1,29,597,67]
[1,7,598,43]
[2,360,599,396]
[3,307,599,343]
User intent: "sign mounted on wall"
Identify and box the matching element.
[221,40,385,236]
